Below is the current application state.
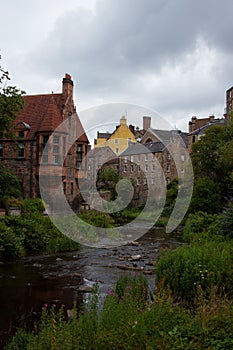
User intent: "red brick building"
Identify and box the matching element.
[0,74,89,210]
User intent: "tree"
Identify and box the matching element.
[189,177,222,214]
[0,57,25,213]
[0,57,25,138]
[97,166,120,200]
[191,122,233,200]
[0,163,21,215]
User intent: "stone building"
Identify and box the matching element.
[226,86,233,118]
[0,74,89,210]
[94,116,137,155]
[187,115,227,151]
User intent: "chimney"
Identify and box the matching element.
[62,73,73,99]
[143,116,151,130]
[189,116,197,133]
[120,116,127,125]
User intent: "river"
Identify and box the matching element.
[0,226,183,348]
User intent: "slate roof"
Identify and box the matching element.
[120,141,167,156]
[147,128,188,148]
[188,118,227,136]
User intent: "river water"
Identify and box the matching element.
[0,226,183,348]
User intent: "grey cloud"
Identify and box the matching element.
[26,0,233,125]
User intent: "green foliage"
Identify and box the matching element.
[217,205,233,238]
[0,59,25,138]
[0,199,79,261]
[183,211,219,242]
[162,179,178,217]
[155,236,233,305]
[97,166,120,200]
[20,198,45,216]
[6,273,233,350]
[78,209,114,228]
[0,220,25,259]
[189,177,222,214]
[114,273,148,304]
[0,163,21,199]
[191,122,233,200]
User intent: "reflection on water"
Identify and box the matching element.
[0,227,183,348]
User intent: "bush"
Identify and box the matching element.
[0,220,25,260]
[183,211,219,242]
[155,236,233,305]
[189,177,222,214]
[20,198,45,216]
[0,207,80,261]
[217,205,233,237]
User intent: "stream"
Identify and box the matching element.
[0,226,183,348]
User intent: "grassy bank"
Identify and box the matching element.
[6,272,233,350]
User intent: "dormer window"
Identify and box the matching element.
[18,131,24,139]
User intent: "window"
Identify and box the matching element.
[151,177,155,185]
[42,154,48,164]
[130,164,134,173]
[71,182,74,195]
[137,165,141,172]
[53,155,59,165]
[42,135,49,162]
[152,164,156,172]
[115,148,119,154]
[137,178,141,185]
[166,177,171,184]
[166,163,170,172]
[53,138,60,165]
[114,139,118,144]
[124,156,127,163]
[0,144,3,158]
[123,164,127,173]
[152,154,156,162]
[53,145,59,154]
[18,142,24,158]
[167,153,171,160]
[130,155,134,162]
[18,131,24,139]
[181,154,185,162]
[77,144,82,169]
[53,135,60,144]
[143,177,147,185]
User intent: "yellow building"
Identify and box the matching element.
[94,116,137,155]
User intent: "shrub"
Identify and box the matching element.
[189,177,222,214]
[0,219,25,260]
[155,237,233,305]
[217,205,233,237]
[183,211,219,242]
[20,198,45,216]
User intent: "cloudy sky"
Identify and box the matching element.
[1,0,233,136]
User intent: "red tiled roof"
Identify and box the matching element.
[15,93,89,143]
[15,93,64,139]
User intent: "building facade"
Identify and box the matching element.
[94,116,137,155]
[0,74,89,210]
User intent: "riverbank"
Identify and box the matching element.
[0,227,181,349]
